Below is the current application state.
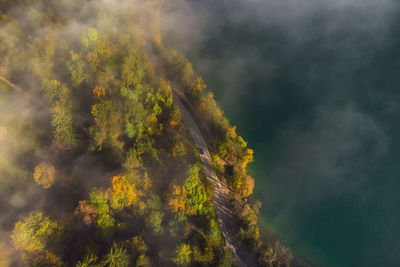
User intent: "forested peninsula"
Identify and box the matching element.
[0,0,293,266]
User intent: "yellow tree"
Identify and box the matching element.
[110,175,138,211]
[168,183,195,216]
[33,162,56,189]
[11,211,62,254]
[173,243,192,266]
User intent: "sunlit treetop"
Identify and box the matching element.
[11,211,62,254]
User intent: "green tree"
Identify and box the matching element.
[89,99,123,151]
[89,188,115,231]
[123,148,143,178]
[81,27,110,69]
[145,194,164,234]
[136,254,151,267]
[121,51,153,90]
[145,210,164,234]
[67,51,88,86]
[51,101,77,145]
[184,164,207,215]
[11,211,62,253]
[208,219,222,244]
[42,80,77,145]
[168,183,193,216]
[102,242,130,267]
[164,49,194,89]
[76,254,99,267]
[218,248,234,267]
[130,236,151,267]
[122,96,147,139]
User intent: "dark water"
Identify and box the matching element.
[163,1,400,266]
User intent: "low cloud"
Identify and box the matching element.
[269,106,388,209]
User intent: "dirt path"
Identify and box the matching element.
[172,90,257,267]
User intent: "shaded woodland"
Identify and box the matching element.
[0,0,292,266]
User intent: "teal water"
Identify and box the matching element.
[163,1,400,266]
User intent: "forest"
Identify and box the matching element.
[0,0,292,266]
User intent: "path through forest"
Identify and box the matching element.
[172,89,257,267]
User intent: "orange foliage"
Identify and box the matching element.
[168,184,194,216]
[199,102,207,110]
[241,175,255,198]
[111,175,137,210]
[93,86,106,99]
[45,250,63,266]
[169,119,178,127]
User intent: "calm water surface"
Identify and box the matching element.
[163,1,400,266]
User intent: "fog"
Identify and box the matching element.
[161,0,400,266]
[1,0,399,265]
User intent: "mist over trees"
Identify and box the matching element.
[0,0,292,266]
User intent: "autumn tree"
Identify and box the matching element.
[89,98,123,151]
[193,245,214,264]
[93,86,106,99]
[198,92,229,135]
[67,51,88,86]
[167,166,208,217]
[168,183,192,216]
[189,76,206,100]
[130,236,151,267]
[110,175,139,211]
[74,200,97,225]
[11,211,63,254]
[33,162,56,189]
[121,51,153,91]
[240,174,255,198]
[122,149,152,191]
[172,243,192,266]
[156,78,173,110]
[260,241,293,267]
[236,200,262,250]
[123,148,143,177]
[164,49,194,89]
[82,28,111,70]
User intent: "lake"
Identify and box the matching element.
[163,0,400,266]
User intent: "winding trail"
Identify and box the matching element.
[172,89,257,267]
